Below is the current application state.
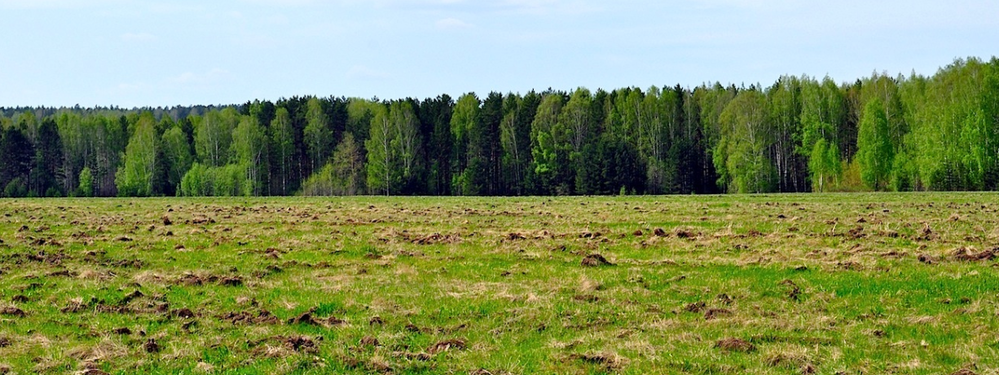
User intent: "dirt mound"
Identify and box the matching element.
[288,311,320,325]
[360,336,380,347]
[674,228,696,239]
[119,290,144,305]
[916,224,935,241]
[176,273,210,286]
[567,352,624,370]
[581,254,614,267]
[704,308,732,320]
[61,299,89,313]
[918,254,937,264]
[191,216,215,225]
[410,233,461,245]
[220,310,280,325]
[951,247,996,262]
[172,308,196,319]
[144,338,161,353]
[77,363,110,375]
[218,276,243,287]
[0,307,25,317]
[950,368,978,375]
[470,369,514,375]
[506,232,526,241]
[716,294,734,305]
[780,279,802,301]
[284,336,319,353]
[684,302,706,313]
[427,338,467,354]
[715,337,755,352]
[47,269,78,277]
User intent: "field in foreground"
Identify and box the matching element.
[0,194,997,375]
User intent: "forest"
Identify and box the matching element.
[1,57,997,197]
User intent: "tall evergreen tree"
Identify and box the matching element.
[0,126,34,197]
[32,118,65,196]
[419,95,454,195]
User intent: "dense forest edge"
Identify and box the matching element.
[1,57,998,197]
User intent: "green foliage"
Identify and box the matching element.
[231,116,268,196]
[365,103,396,195]
[422,94,455,196]
[330,132,364,195]
[300,162,336,196]
[5,56,999,197]
[269,107,295,195]
[302,132,365,196]
[390,100,421,188]
[180,162,211,196]
[162,124,193,195]
[77,166,94,197]
[303,97,331,174]
[856,99,894,190]
[178,162,246,196]
[31,119,64,196]
[55,112,85,194]
[808,138,841,192]
[115,112,158,197]
[903,58,999,190]
[450,93,480,194]
[0,126,34,194]
[716,89,776,193]
[3,177,27,198]
[194,108,237,167]
[531,93,569,194]
[637,86,682,193]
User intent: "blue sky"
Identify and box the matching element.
[1,0,997,108]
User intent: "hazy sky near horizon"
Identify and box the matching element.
[1,0,997,108]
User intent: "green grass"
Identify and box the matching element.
[0,193,997,374]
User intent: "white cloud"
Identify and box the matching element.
[120,32,156,42]
[436,17,472,29]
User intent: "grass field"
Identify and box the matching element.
[0,193,997,374]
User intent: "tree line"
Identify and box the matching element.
[1,57,998,197]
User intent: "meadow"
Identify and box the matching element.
[0,193,997,374]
